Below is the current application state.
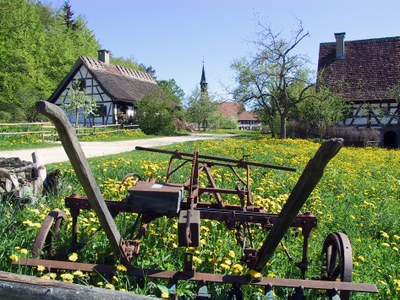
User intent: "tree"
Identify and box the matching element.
[186,88,219,131]
[62,0,76,30]
[296,85,349,134]
[61,81,98,127]
[140,64,157,79]
[136,88,180,135]
[231,21,314,138]
[157,79,185,106]
[0,0,99,121]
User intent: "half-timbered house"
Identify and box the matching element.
[48,50,158,126]
[318,33,400,147]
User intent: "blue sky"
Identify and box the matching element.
[63,0,400,99]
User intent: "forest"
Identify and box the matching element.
[0,0,144,123]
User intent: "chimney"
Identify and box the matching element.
[98,49,110,64]
[334,32,346,59]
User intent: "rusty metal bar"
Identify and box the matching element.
[16,258,378,294]
[135,146,296,172]
[64,195,317,228]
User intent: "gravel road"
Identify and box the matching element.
[0,134,233,165]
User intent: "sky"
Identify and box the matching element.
[58,0,400,100]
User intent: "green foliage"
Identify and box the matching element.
[110,56,142,71]
[157,79,185,106]
[296,85,350,132]
[186,88,219,131]
[215,114,239,130]
[0,0,99,121]
[136,88,180,135]
[1,137,398,298]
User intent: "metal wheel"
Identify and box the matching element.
[32,210,66,258]
[321,232,353,299]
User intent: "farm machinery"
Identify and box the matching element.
[16,101,377,299]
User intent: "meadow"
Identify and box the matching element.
[1,136,399,299]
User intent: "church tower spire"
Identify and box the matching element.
[200,62,208,94]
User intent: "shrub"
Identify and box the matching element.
[288,120,380,146]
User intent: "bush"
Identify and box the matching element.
[288,120,380,146]
[136,89,179,135]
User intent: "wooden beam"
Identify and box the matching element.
[0,271,154,300]
[254,139,343,271]
[35,101,126,263]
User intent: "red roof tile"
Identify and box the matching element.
[219,102,258,121]
[318,36,400,102]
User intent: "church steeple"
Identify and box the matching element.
[200,62,208,94]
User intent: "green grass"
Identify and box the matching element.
[1,136,398,298]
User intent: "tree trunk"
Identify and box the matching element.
[279,114,287,139]
[75,108,79,128]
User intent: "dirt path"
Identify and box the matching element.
[0,134,233,165]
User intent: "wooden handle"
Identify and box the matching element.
[253,138,343,271]
[36,101,127,263]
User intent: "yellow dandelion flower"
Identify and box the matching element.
[60,273,74,282]
[161,292,169,299]
[228,250,235,258]
[37,265,46,272]
[381,242,390,247]
[192,256,203,264]
[68,252,78,262]
[248,269,262,279]
[105,283,115,290]
[232,263,243,274]
[19,248,28,255]
[357,256,365,262]
[49,273,57,279]
[73,270,84,277]
[96,282,103,287]
[41,275,50,280]
[116,264,127,272]
[23,220,33,226]
[9,254,18,263]
[224,258,232,266]
[220,263,230,270]
[380,231,390,239]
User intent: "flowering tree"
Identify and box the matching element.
[62,80,98,127]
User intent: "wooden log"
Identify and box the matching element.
[35,101,126,263]
[0,271,156,300]
[253,138,343,271]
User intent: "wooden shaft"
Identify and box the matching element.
[253,139,343,271]
[35,101,126,263]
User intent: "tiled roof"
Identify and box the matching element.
[220,102,243,118]
[318,36,400,102]
[238,110,258,121]
[219,102,258,121]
